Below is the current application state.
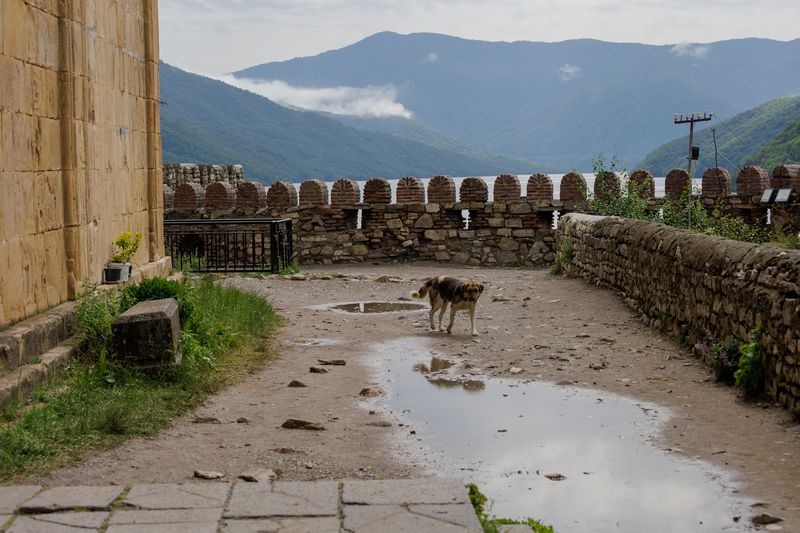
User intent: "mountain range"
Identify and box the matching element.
[159,62,541,182]
[234,32,800,170]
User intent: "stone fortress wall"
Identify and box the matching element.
[162,164,800,267]
[1,0,169,328]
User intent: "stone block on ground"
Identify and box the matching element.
[0,485,41,513]
[342,479,469,505]
[124,484,229,509]
[225,481,338,518]
[20,486,123,513]
[111,298,181,367]
[6,512,108,533]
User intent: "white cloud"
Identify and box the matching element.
[558,63,581,81]
[216,75,413,119]
[670,43,710,58]
[425,52,440,63]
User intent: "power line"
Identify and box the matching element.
[674,111,713,177]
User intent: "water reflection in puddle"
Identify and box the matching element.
[366,338,749,533]
[329,302,425,314]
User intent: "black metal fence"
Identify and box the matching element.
[164,218,293,273]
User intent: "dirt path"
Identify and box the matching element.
[36,264,799,528]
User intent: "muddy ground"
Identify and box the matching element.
[35,264,800,529]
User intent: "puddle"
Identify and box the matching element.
[365,338,750,533]
[328,302,425,313]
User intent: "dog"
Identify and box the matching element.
[410,276,485,336]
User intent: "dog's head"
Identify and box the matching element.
[462,280,484,302]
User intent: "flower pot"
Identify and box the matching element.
[104,262,131,283]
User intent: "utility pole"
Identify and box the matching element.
[674,111,713,177]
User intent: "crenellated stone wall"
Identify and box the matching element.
[162,163,244,189]
[557,213,800,410]
[162,164,800,268]
[165,175,567,267]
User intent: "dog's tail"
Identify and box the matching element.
[410,278,435,299]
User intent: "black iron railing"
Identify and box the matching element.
[164,218,293,273]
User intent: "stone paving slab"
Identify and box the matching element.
[5,511,108,532]
[19,486,123,513]
[105,524,218,533]
[222,516,341,532]
[124,483,229,509]
[0,479,480,532]
[225,481,338,518]
[343,504,479,532]
[343,479,469,505]
[0,486,40,513]
[108,508,223,524]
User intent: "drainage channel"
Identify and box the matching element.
[364,337,751,533]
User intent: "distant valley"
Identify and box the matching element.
[159,63,540,184]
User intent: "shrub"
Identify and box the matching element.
[121,277,195,323]
[710,339,739,383]
[75,285,122,359]
[110,231,142,263]
[734,327,764,398]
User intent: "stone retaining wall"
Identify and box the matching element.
[557,213,800,410]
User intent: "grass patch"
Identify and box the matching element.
[0,279,278,482]
[468,483,555,533]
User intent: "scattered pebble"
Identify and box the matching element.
[194,470,224,480]
[281,419,326,431]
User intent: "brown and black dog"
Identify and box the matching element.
[410,276,485,336]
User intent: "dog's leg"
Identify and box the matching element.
[428,304,437,331]
[437,303,447,332]
[469,306,478,336]
[446,306,457,333]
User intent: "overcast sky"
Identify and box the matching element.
[159,0,800,75]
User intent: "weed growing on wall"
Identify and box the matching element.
[734,327,764,398]
[710,339,740,383]
[589,154,652,221]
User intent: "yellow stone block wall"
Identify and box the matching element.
[0,0,166,328]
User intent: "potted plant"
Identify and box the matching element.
[104,231,142,283]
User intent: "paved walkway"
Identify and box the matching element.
[0,479,482,532]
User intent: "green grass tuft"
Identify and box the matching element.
[0,279,278,481]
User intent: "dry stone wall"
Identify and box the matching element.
[557,213,800,410]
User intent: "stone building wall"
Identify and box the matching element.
[1,0,168,328]
[557,213,800,410]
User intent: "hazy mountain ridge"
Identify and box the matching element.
[636,97,800,177]
[743,120,800,170]
[160,62,544,183]
[234,32,800,170]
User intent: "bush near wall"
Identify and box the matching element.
[557,213,800,410]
